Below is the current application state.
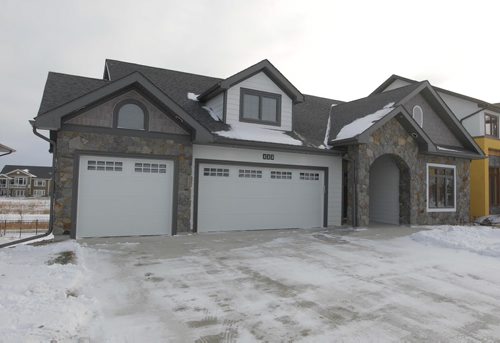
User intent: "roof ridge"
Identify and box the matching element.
[105,59,223,81]
[303,93,344,103]
[333,82,423,110]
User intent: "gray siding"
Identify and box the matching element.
[404,94,463,147]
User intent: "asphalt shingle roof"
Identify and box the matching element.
[329,82,423,140]
[37,60,344,149]
[1,165,52,179]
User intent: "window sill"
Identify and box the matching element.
[427,208,456,213]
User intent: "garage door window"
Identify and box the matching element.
[87,160,123,172]
[300,172,319,180]
[270,171,292,179]
[238,169,262,178]
[135,163,167,173]
[204,168,229,177]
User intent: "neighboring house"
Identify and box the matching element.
[0,165,52,197]
[372,75,498,218]
[31,59,483,238]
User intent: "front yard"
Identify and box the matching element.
[1,226,500,342]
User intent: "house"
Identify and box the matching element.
[31,59,483,238]
[372,75,498,218]
[0,165,52,197]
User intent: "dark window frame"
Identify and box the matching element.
[239,88,281,126]
[427,164,456,211]
[485,113,498,138]
[490,167,500,207]
[113,99,149,131]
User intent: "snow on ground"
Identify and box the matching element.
[2,226,500,342]
[411,225,500,257]
[333,102,395,141]
[0,231,51,245]
[0,240,94,341]
[0,198,50,221]
[214,124,303,146]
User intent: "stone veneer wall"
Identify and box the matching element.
[53,129,192,235]
[346,117,471,226]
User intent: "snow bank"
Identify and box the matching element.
[0,241,95,341]
[333,102,395,141]
[214,124,303,146]
[411,226,500,257]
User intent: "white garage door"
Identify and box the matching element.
[197,163,325,232]
[76,155,174,238]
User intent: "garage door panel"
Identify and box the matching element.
[76,156,173,238]
[198,163,324,232]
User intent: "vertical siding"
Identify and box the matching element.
[225,72,293,131]
[204,92,224,121]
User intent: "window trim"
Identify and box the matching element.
[412,105,424,128]
[484,112,498,138]
[113,99,149,131]
[426,163,456,212]
[239,88,281,126]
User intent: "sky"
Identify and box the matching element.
[1,0,499,168]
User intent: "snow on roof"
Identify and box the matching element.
[202,106,222,121]
[214,124,303,146]
[187,92,199,101]
[436,146,461,152]
[333,102,396,141]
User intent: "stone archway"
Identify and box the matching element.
[369,154,410,225]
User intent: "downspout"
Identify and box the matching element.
[0,123,56,248]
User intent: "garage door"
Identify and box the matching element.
[76,155,174,238]
[197,163,325,232]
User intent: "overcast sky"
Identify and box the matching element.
[1,0,499,168]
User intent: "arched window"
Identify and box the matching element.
[412,105,423,128]
[114,100,147,130]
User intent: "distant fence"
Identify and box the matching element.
[0,220,49,238]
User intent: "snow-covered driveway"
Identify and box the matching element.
[2,226,500,342]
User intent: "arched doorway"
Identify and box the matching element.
[369,154,410,225]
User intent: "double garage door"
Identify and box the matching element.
[197,163,326,232]
[76,155,174,238]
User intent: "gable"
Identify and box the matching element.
[225,71,293,131]
[403,93,463,148]
[65,89,188,135]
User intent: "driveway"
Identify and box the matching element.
[77,227,500,342]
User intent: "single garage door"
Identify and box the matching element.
[76,155,174,238]
[197,163,325,232]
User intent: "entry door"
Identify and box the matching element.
[369,156,399,225]
[197,163,325,232]
[76,155,174,237]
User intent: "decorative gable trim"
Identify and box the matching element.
[197,60,304,104]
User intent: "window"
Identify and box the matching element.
[427,164,455,211]
[490,167,500,207]
[14,190,25,197]
[203,168,229,177]
[135,163,167,174]
[35,179,46,187]
[87,160,123,172]
[33,189,46,197]
[300,172,320,180]
[114,100,147,130]
[12,177,27,186]
[240,88,281,125]
[0,179,7,188]
[238,169,262,178]
[485,113,498,137]
[412,105,423,128]
[270,171,292,179]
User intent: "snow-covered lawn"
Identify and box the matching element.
[0,197,50,221]
[2,226,500,341]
